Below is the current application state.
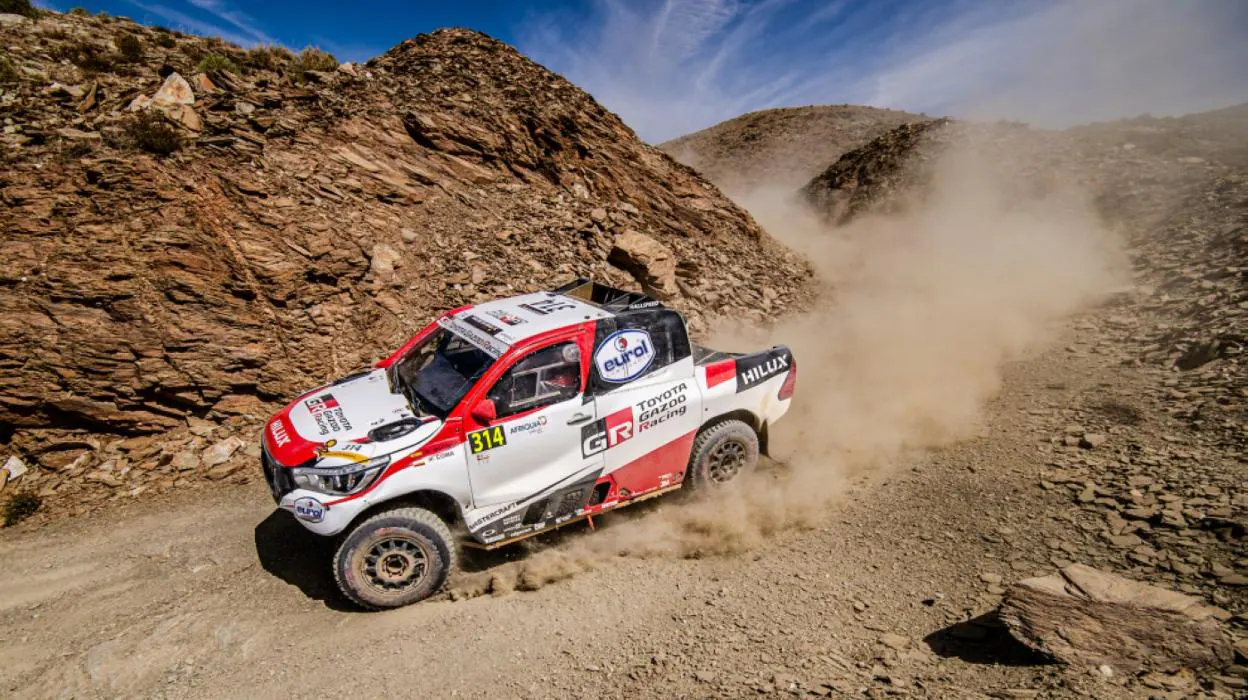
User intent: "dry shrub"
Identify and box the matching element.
[0,0,39,19]
[55,42,116,74]
[116,33,143,63]
[0,56,18,83]
[197,53,240,74]
[292,47,338,76]
[245,44,294,71]
[126,112,181,155]
[3,492,41,527]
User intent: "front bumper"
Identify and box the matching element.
[261,443,363,537]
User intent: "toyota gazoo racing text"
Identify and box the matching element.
[260,279,796,609]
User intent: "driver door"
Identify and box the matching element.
[463,338,603,524]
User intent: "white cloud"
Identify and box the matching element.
[124,0,275,48]
[518,0,1248,142]
[125,0,257,46]
[184,0,275,45]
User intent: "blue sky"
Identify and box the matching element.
[35,1,1248,142]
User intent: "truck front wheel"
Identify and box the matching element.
[333,506,458,609]
[686,419,759,489]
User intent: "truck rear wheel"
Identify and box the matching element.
[333,506,458,610]
[686,419,759,489]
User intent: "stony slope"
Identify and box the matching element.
[797,113,1247,608]
[659,104,927,194]
[0,12,811,514]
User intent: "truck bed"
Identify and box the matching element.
[692,343,742,365]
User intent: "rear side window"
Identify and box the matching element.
[589,310,690,393]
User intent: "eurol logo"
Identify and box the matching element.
[293,496,325,523]
[595,329,655,383]
[269,419,291,447]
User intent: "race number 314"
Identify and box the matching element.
[469,426,506,454]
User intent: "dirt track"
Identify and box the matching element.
[1,320,1180,699]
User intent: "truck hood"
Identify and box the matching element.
[263,369,440,466]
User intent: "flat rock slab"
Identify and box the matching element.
[999,564,1233,673]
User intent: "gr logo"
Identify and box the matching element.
[580,407,634,457]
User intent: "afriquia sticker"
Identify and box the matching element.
[595,329,654,383]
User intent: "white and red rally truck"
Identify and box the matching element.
[261,280,795,608]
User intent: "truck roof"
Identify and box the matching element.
[440,292,612,357]
[439,280,666,358]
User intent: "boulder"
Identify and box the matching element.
[151,72,195,107]
[370,243,402,286]
[999,564,1233,673]
[608,230,678,299]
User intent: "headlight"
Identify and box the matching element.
[292,455,390,496]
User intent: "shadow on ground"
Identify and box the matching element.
[924,611,1053,666]
[254,488,688,608]
[253,509,361,612]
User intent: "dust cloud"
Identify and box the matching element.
[449,138,1125,599]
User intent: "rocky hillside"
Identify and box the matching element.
[659,105,927,194]
[0,11,811,517]
[800,117,953,225]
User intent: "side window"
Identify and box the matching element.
[589,310,692,393]
[487,342,583,418]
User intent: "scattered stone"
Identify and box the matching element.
[878,633,909,651]
[1080,433,1108,449]
[3,456,28,482]
[164,103,201,132]
[200,437,243,468]
[57,127,101,140]
[206,461,244,480]
[171,452,199,472]
[194,73,217,93]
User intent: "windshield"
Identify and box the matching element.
[388,328,496,418]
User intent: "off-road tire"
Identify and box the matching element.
[333,506,458,610]
[685,419,759,489]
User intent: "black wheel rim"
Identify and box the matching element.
[362,536,430,593]
[707,439,748,483]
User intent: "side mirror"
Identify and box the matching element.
[470,399,497,424]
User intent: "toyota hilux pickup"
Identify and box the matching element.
[261,279,796,609]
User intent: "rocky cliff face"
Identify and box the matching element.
[0,12,810,511]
